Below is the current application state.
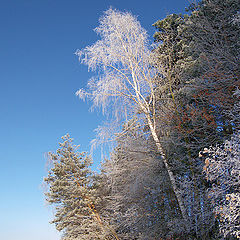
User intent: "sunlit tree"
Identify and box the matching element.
[203,131,240,239]
[76,8,188,222]
[44,134,118,240]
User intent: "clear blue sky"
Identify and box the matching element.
[0,0,189,239]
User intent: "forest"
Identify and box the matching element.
[44,0,240,239]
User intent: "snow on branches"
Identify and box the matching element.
[202,131,240,239]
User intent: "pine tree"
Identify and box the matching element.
[153,0,240,158]
[44,134,117,240]
[152,1,240,238]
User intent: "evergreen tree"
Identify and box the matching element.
[202,90,240,239]
[44,134,117,240]
[152,13,217,238]
[152,0,240,238]
[153,0,240,158]
[43,2,240,239]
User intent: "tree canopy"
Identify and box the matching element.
[44,1,240,239]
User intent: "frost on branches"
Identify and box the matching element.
[76,7,188,223]
[44,134,118,240]
[202,132,240,239]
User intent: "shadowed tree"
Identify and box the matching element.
[203,90,240,239]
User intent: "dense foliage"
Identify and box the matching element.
[44,135,118,240]
[44,1,240,239]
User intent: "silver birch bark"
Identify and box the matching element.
[76,8,188,222]
[146,115,188,222]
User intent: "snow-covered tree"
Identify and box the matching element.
[76,8,188,223]
[152,0,240,160]
[152,2,240,238]
[203,131,240,239]
[100,123,187,239]
[182,0,240,139]
[44,134,118,240]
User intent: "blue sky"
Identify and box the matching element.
[0,0,189,239]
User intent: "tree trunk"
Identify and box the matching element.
[147,116,189,223]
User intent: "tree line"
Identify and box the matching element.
[44,0,240,239]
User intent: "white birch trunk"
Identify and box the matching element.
[146,116,188,222]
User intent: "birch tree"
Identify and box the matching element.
[76,8,188,222]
